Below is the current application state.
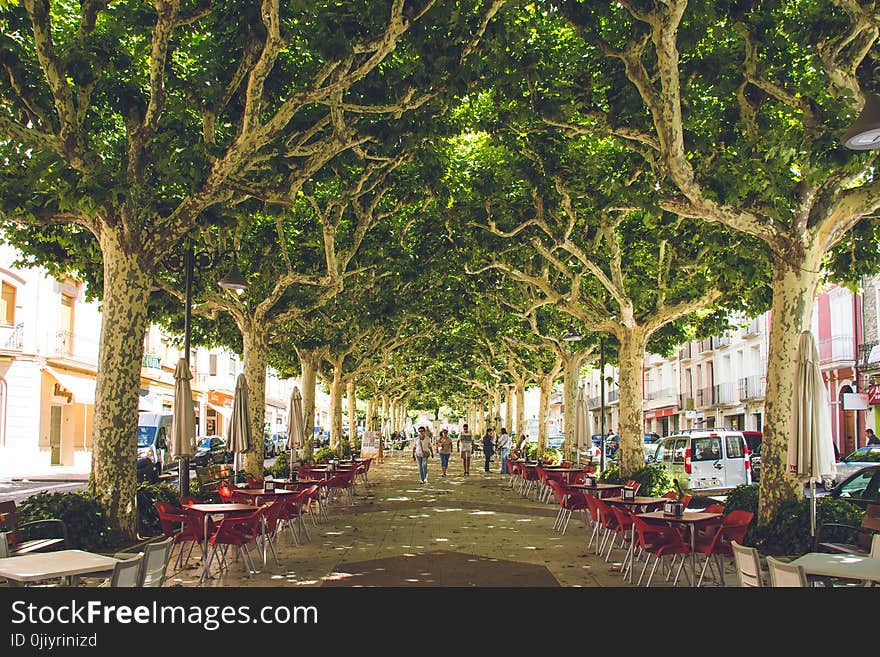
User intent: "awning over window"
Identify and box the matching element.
[45,367,96,405]
[207,402,232,420]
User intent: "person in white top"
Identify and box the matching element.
[497,428,511,474]
[458,423,474,476]
[412,426,434,484]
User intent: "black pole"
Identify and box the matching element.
[599,336,605,473]
[179,242,194,498]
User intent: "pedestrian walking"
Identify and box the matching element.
[482,427,495,473]
[497,427,511,474]
[437,429,453,477]
[412,426,434,484]
[867,428,879,446]
[459,423,474,475]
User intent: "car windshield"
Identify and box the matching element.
[198,437,213,450]
[137,426,157,448]
[844,447,880,463]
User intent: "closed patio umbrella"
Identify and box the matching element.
[574,386,589,466]
[228,373,253,474]
[170,357,197,461]
[287,386,305,472]
[788,331,838,536]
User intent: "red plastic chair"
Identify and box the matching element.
[608,506,637,573]
[583,494,603,551]
[202,509,262,580]
[542,469,567,504]
[662,491,678,500]
[181,506,218,568]
[547,479,588,534]
[154,502,198,569]
[704,503,725,514]
[592,496,621,557]
[632,515,691,587]
[520,465,540,498]
[623,479,642,495]
[217,484,235,504]
[245,475,263,490]
[679,494,693,509]
[693,510,754,587]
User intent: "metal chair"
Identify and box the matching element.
[138,536,173,587]
[730,540,763,587]
[766,556,808,587]
[107,554,144,587]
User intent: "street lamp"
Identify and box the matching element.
[842,93,880,150]
[599,336,605,474]
[561,325,583,342]
[218,254,249,294]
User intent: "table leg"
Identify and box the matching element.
[629,524,636,584]
[201,514,209,582]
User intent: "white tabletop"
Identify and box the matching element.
[790,552,880,583]
[0,549,119,583]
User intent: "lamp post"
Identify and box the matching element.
[599,336,605,474]
[561,326,583,463]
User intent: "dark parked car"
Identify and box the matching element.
[825,465,880,511]
[193,435,231,467]
[831,445,880,485]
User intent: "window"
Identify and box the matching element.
[838,470,875,499]
[672,439,688,464]
[1,282,15,325]
[0,376,6,446]
[209,354,217,376]
[692,436,723,461]
[725,435,744,459]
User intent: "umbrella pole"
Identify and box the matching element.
[810,480,816,537]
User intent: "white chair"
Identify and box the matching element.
[138,537,173,587]
[766,556,808,587]
[730,540,763,587]
[111,555,144,587]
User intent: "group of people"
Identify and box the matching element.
[410,423,518,484]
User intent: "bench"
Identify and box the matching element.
[0,500,69,558]
[195,464,235,495]
[816,504,880,556]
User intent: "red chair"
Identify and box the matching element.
[181,506,218,568]
[202,509,262,581]
[662,491,678,500]
[693,510,754,587]
[547,479,588,534]
[679,494,693,509]
[217,484,235,504]
[583,494,603,551]
[520,466,540,498]
[245,475,263,490]
[154,502,198,569]
[571,467,596,486]
[704,503,725,514]
[542,470,567,504]
[608,506,637,574]
[592,497,620,557]
[623,479,642,495]
[632,515,691,587]
[297,483,324,524]
[326,470,356,506]
[179,496,200,506]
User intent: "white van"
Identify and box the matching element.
[654,430,752,493]
[137,412,177,481]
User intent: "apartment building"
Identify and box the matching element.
[0,244,327,477]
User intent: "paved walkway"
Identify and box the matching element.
[166,452,729,587]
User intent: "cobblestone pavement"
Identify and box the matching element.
[165,451,735,588]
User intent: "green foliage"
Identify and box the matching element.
[313,446,336,463]
[17,491,111,551]
[136,481,180,537]
[596,461,672,497]
[538,447,561,465]
[270,451,291,479]
[722,484,865,554]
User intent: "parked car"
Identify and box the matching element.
[643,442,661,464]
[578,443,602,463]
[741,431,763,483]
[547,434,565,450]
[824,465,880,510]
[271,433,288,455]
[653,430,752,493]
[830,445,880,486]
[644,432,661,443]
[264,433,275,458]
[193,435,231,467]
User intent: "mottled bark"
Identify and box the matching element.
[242,325,268,478]
[329,369,343,454]
[562,356,581,461]
[505,385,514,437]
[538,376,552,453]
[347,379,357,451]
[758,252,822,524]
[300,353,319,462]
[516,382,526,440]
[91,231,152,539]
[617,328,648,478]
[492,388,503,431]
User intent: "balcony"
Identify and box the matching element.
[715,335,731,348]
[607,389,619,403]
[743,316,765,337]
[0,323,24,351]
[696,386,715,408]
[678,343,693,360]
[698,338,714,353]
[645,387,676,402]
[588,395,601,409]
[738,375,766,400]
[679,394,695,410]
[714,382,738,405]
[818,336,855,363]
[53,330,100,363]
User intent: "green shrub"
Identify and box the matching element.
[17,491,111,551]
[314,446,335,463]
[136,481,179,537]
[538,448,561,465]
[271,451,291,478]
[598,460,621,483]
[596,462,673,497]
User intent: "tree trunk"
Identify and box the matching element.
[242,324,268,478]
[300,353,318,462]
[329,368,344,454]
[505,385,514,437]
[617,328,648,478]
[562,355,581,461]
[492,388,503,431]
[538,376,552,453]
[347,379,357,452]
[91,231,152,539]
[516,381,526,441]
[758,251,822,524]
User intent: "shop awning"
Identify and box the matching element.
[208,402,232,419]
[45,367,96,405]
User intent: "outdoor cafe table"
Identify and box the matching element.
[569,483,625,498]
[604,496,669,512]
[232,488,297,505]
[789,552,880,585]
[0,549,119,586]
[633,511,723,586]
[184,503,256,582]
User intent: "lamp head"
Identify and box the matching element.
[561,326,582,342]
[842,93,880,150]
[218,259,249,293]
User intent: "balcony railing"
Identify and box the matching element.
[0,323,24,351]
[588,395,601,409]
[714,382,738,405]
[696,386,715,408]
[818,336,855,363]
[738,375,766,400]
[645,387,676,401]
[678,343,693,360]
[52,330,98,362]
[607,389,619,403]
[715,335,731,348]
[679,393,695,410]
[698,338,714,353]
[743,316,765,336]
